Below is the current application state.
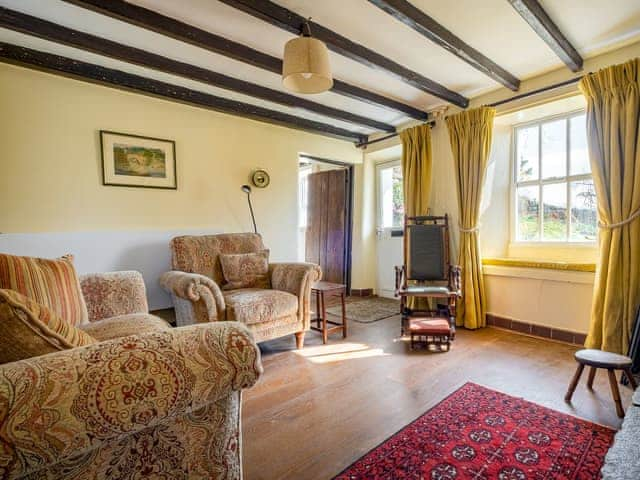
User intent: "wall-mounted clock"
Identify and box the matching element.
[251,169,270,188]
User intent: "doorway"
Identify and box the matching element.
[298,154,353,291]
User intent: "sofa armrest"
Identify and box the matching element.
[269,262,321,330]
[0,321,262,480]
[160,271,226,322]
[80,271,148,322]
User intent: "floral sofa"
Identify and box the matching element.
[160,233,321,348]
[0,265,262,479]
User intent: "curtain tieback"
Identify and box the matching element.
[459,224,480,233]
[598,207,640,229]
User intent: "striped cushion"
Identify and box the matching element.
[0,254,89,326]
[0,289,96,364]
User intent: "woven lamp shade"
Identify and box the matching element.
[282,36,333,94]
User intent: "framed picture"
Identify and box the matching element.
[100,131,177,189]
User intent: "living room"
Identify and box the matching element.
[1,1,639,479]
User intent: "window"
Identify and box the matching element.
[377,161,404,229]
[513,112,596,243]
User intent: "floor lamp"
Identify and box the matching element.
[241,185,257,234]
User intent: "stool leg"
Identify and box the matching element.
[607,369,625,418]
[587,367,597,389]
[565,363,585,403]
[341,291,347,338]
[624,367,638,390]
[321,292,328,345]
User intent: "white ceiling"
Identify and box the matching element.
[1,0,639,138]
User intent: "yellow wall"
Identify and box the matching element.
[0,64,365,272]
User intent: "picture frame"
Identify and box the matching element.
[100,130,177,189]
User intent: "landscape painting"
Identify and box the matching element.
[100,131,177,189]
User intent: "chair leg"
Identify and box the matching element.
[565,363,585,403]
[607,369,625,418]
[587,366,597,389]
[624,367,638,390]
[295,332,305,350]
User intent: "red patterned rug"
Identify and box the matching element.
[334,383,615,480]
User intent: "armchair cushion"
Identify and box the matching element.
[79,313,171,341]
[0,289,96,364]
[224,288,298,325]
[220,250,270,290]
[81,271,149,322]
[0,253,88,326]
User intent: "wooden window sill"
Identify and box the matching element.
[482,257,595,273]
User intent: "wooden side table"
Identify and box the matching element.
[311,281,347,344]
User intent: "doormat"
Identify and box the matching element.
[326,296,400,323]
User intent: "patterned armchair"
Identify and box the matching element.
[0,270,262,480]
[160,233,321,348]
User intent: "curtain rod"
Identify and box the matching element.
[356,75,584,149]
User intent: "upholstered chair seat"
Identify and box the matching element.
[161,233,321,348]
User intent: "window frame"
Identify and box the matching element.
[375,159,404,233]
[510,108,596,245]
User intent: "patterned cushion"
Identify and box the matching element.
[79,313,172,341]
[0,289,96,364]
[220,250,270,290]
[223,288,298,325]
[0,253,89,326]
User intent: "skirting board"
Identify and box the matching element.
[487,313,587,346]
[0,229,221,310]
[351,288,374,297]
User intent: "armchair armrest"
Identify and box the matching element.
[80,271,148,322]
[160,271,225,323]
[269,262,321,330]
[0,321,262,480]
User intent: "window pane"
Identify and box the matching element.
[516,126,539,182]
[379,166,404,228]
[542,182,567,240]
[570,114,590,175]
[541,119,567,179]
[570,180,597,241]
[516,186,539,241]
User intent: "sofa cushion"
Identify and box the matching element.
[220,251,270,290]
[0,253,89,326]
[223,288,298,325]
[78,313,172,342]
[0,289,96,364]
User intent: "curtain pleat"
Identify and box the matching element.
[579,58,640,354]
[446,107,496,329]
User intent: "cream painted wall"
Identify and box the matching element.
[0,64,368,282]
[362,41,640,333]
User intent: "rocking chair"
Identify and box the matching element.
[395,215,461,351]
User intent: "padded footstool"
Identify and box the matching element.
[408,317,452,351]
[565,348,638,418]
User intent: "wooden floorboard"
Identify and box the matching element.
[242,313,631,480]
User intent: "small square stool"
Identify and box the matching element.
[310,281,347,344]
[408,317,452,351]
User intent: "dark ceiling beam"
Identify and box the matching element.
[62,0,428,120]
[368,0,520,91]
[508,0,583,72]
[0,7,393,133]
[218,0,469,108]
[0,43,367,143]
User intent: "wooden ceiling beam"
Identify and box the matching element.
[0,43,367,143]
[217,0,469,108]
[368,0,520,91]
[0,7,394,133]
[62,0,429,120]
[508,0,583,72]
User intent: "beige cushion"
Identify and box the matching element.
[223,289,298,325]
[219,250,270,290]
[0,253,89,326]
[79,313,171,342]
[0,289,96,364]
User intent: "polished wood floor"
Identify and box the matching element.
[241,310,632,480]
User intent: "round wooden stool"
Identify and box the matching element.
[565,349,637,418]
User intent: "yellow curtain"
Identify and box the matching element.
[400,124,432,310]
[580,58,640,354]
[446,106,495,329]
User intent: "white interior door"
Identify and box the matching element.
[376,161,404,298]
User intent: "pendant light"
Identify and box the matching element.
[282,19,333,94]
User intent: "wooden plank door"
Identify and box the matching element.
[305,169,347,284]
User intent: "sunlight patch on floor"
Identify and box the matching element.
[294,342,391,364]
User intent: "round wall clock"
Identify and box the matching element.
[251,169,270,188]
